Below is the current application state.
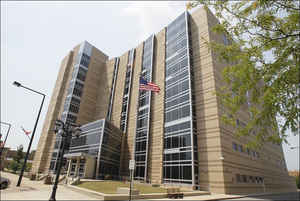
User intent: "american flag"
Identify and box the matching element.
[21,126,31,136]
[139,76,160,93]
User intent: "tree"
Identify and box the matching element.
[188,0,299,147]
[14,145,24,163]
[9,160,19,173]
[296,175,300,189]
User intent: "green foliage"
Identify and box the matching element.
[25,162,32,172]
[8,159,32,173]
[8,144,31,172]
[296,175,300,189]
[14,145,24,163]
[191,0,299,147]
[9,160,20,173]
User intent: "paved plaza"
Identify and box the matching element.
[0,172,298,201]
[0,172,99,200]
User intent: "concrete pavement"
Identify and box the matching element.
[0,172,245,201]
[0,171,99,200]
[1,172,298,201]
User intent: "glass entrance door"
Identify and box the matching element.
[70,159,77,177]
[78,159,85,178]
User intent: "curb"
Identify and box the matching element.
[206,191,300,201]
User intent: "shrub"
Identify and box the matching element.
[9,160,19,173]
[296,175,300,189]
[25,163,32,172]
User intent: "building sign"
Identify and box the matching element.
[164,148,180,154]
[129,160,135,170]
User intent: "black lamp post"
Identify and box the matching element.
[0,121,12,157]
[49,119,81,201]
[13,81,46,187]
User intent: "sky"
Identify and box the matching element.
[1,1,299,171]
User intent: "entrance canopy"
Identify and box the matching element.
[64,152,96,179]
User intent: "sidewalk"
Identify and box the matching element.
[0,171,99,200]
[1,171,293,201]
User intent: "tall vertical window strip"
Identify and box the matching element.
[163,12,198,185]
[107,58,120,121]
[134,35,154,181]
[120,49,135,132]
[50,42,92,172]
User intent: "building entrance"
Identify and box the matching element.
[64,152,95,179]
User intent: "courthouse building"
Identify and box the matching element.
[32,7,296,194]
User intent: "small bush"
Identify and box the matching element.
[25,163,32,172]
[296,175,300,189]
[9,160,20,173]
[104,175,112,180]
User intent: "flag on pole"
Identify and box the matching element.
[139,76,160,93]
[21,126,31,136]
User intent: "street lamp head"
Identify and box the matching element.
[13,81,22,87]
[54,120,64,134]
[73,127,82,138]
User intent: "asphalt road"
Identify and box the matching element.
[220,191,299,201]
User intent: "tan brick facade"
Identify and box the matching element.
[32,51,74,174]
[147,29,166,184]
[32,7,296,194]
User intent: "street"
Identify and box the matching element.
[219,191,299,201]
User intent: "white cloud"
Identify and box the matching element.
[122,1,186,44]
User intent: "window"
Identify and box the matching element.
[246,148,250,155]
[180,135,191,147]
[182,166,192,180]
[238,144,244,152]
[232,142,238,151]
[223,34,230,46]
[80,53,90,67]
[242,175,247,183]
[67,113,77,123]
[49,161,55,170]
[73,88,82,97]
[236,174,241,183]
[69,104,79,113]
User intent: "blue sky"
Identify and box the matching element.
[1,1,298,171]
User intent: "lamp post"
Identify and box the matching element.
[49,119,81,201]
[13,81,46,187]
[0,121,12,157]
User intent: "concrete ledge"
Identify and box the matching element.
[183,191,211,196]
[67,184,211,200]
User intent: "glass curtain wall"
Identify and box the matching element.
[107,58,120,121]
[50,42,92,172]
[163,12,198,185]
[120,49,135,132]
[68,119,122,179]
[97,121,122,179]
[134,35,154,181]
[69,119,104,157]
